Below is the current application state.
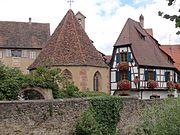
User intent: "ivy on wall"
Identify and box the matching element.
[74,96,123,135]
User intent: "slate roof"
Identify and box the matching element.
[114,18,175,69]
[28,10,108,70]
[0,20,50,49]
[161,45,180,71]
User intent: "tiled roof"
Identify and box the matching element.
[0,20,50,48]
[160,45,180,71]
[114,18,175,69]
[28,10,108,70]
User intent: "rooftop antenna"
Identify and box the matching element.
[67,0,74,9]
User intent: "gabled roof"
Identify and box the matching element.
[28,9,108,70]
[0,20,50,49]
[160,45,180,71]
[114,18,175,69]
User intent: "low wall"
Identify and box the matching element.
[0,97,149,135]
[0,99,89,135]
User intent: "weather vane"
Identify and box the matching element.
[67,0,74,9]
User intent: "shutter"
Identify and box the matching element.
[22,50,28,58]
[145,70,148,81]
[128,71,131,81]
[6,49,11,57]
[116,71,120,82]
[153,71,156,81]
[165,71,168,82]
[116,53,120,63]
[127,52,131,62]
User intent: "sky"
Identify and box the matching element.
[0,0,180,55]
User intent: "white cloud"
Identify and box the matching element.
[0,0,179,55]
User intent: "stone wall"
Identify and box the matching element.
[0,97,150,135]
[0,98,89,135]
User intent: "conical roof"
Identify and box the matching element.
[114,18,174,69]
[28,9,107,70]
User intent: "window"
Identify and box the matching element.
[22,50,28,58]
[6,49,11,57]
[30,51,36,59]
[62,69,73,80]
[145,70,156,81]
[165,71,170,82]
[93,71,102,91]
[148,71,153,80]
[120,52,127,62]
[0,51,2,58]
[11,50,22,57]
[121,71,128,80]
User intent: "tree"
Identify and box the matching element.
[158,0,180,34]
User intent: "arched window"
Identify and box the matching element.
[62,69,73,80]
[93,71,102,91]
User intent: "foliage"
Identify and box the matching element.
[24,66,64,99]
[74,110,102,135]
[74,96,123,135]
[135,98,180,135]
[0,63,26,100]
[158,0,180,34]
[116,62,129,71]
[175,83,180,90]
[148,80,158,89]
[117,80,131,90]
[167,81,175,89]
[59,89,108,98]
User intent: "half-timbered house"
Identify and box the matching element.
[110,15,176,99]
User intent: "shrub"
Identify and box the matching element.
[74,110,102,135]
[74,96,123,135]
[0,63,26,100]
[135,98,180,135]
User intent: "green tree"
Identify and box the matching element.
[158,0,180,34]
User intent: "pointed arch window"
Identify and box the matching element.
[62,69,73,80]
[93,71,102,92]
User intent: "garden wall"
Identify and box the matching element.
[0,97,145,135]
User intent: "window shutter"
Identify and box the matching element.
[128,71,131,81]
[153,71,156,81]
[6,49,11,57]
[116,71,120,82]
[22,50,28,58]
[165,71,168,82]
[116,53,120,63]
[145,70,148,81]
[127,52,131,62]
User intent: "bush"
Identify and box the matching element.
[135,98,180,135]
[74,96,123,135]
[74,110,102,135]
[0,63,26,100]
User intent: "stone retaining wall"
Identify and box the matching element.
[0,97,151,135]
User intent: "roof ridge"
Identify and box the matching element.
[71,11,86,64]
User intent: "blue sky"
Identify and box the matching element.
[0,0,179,54]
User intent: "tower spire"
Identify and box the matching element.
[67,0,74,9]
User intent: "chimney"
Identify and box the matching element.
[29,17,32,24]
[75,11,86,30]
[139,14,144,28]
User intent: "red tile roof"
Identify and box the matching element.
[0,21,50,48]
[114,18,175,69]
[28,10,108,70]
[160,45,180,71]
